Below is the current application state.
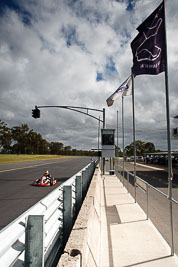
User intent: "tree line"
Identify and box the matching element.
[0,120,158,156]
[124,140,159,156]
[0,120,98,156]
[115,140,158,157]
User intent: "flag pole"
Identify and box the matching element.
[98,116,100,156]
[122,96,125,184]
[131,71,136,202]
[117,110,119,156]
[163,0,174,255]
[117,110,119,171]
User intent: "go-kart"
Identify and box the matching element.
[33,176,57,187]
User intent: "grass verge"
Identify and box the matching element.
[0,154,71,164]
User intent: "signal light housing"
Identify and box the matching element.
[32,106,40,119]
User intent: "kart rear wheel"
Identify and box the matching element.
[50,177,54,186]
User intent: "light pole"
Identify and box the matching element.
[33,105,105,129]
[32,105,105,158]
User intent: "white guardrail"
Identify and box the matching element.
[0,160,98,267]
[117,164,178,256]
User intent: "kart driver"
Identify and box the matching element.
[44,170,53,184]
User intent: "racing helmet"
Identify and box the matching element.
[44,170,49,176]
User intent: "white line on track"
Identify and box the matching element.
[0,161,61,173]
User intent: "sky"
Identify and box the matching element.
[0,0,178,151]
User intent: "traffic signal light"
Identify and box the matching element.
[32,107,40,119]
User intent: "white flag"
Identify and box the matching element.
[106,76,132,107]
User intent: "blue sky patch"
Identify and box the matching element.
[105,57,117,76]
[96,57,117,82]
[114,0,135,11]
[126,0,135,11]
[96,72,103,82]
[61,24,85,50]
[0,0,32,25]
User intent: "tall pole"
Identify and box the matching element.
[117,110,119,157]
[98,116,100,157]
[163,0,174,255]
[122,97,125,183]
[103,108,105,129]
[103,108,106,175]
[131,73,136,202]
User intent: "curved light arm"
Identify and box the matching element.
[36,105,105,128]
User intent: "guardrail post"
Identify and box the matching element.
[146,184,149,220]
[119,168,121,180]
[123,170,125,186]
[63,185,73,245]
[86,166,89,187]
[88,165,92,185]
[90,162,94,178]
[82,169,87,198]
[25,215,44,267]
[127,171,129,191]
[76,175,82,214]
[88,163,91,178]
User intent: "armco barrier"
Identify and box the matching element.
[58,165,102,267]
[0,160,98,267]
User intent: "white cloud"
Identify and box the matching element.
[0,0,178,151]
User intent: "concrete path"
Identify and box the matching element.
[100,174,178,267]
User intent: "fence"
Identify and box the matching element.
[0,160,98,267]
[116,163,178,256]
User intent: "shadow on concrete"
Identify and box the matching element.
[121,219,147,225]
[103,178,115,267]
[123,255,173,267]
[106,205,121,224]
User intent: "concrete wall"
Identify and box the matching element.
[58,165,102,267]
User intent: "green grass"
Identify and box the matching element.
[0,154,71,164]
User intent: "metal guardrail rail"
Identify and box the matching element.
[117,164,178,255]
[0,159,98,267]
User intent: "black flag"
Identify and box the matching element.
[131,2,165,76]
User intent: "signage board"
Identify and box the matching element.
[101,129,115,158]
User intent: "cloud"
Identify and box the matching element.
[0,0,178,151]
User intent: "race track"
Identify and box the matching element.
[0,157,91,230]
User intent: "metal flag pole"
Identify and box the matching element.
[117,110,119,170]
[117,110,119,156]
[122,96,125,184]
[131,72,137,202]
[98,116,100,158]
[102,108,106,175]
[163,0,174,255]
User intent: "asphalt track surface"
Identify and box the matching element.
[115,161,178,256]
[0,156,91,231]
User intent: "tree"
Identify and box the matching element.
[64,146,72,155]
[28,130,49,154]
[27,130,41,154]
[0,120,12,153]
[144,142,155,153]
[0,120,101,156]
[39,139,49,154]
[125,140,156,156]
[115,145,122,157]
[125,143,134,157]
[49,142,64,154]
[11,124,30,154]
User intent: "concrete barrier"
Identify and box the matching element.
[58,167,178,267]
[58,165,102,267]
